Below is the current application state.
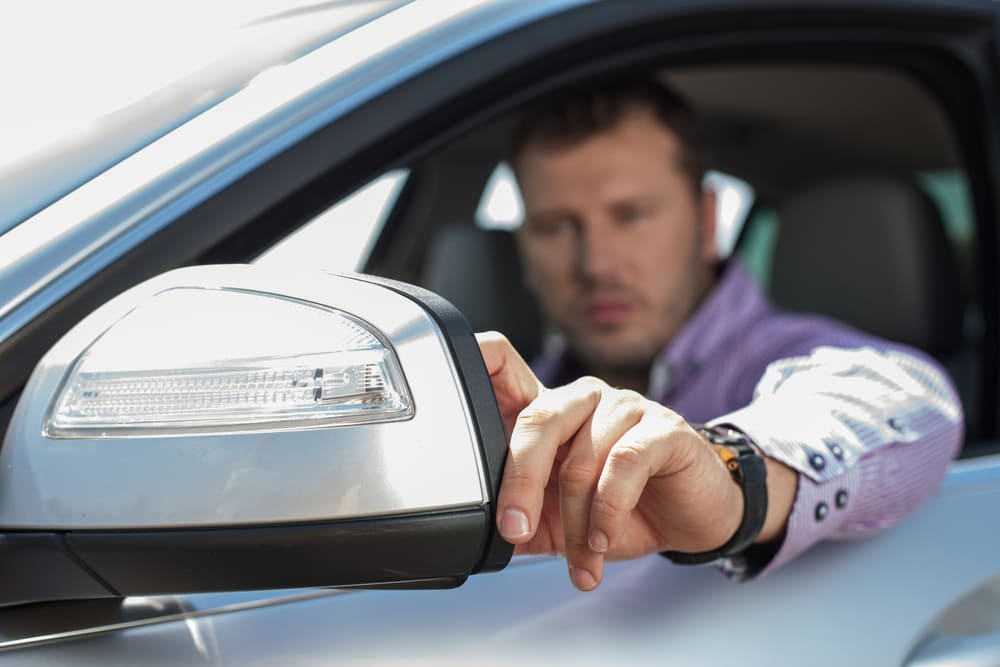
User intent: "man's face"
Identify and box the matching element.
[515,109,716,377]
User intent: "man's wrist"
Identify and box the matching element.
[661,425,768,565]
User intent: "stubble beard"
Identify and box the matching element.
[563,250,714,390]
[566,321,672,390]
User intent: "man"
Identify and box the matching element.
[476,78,963,591]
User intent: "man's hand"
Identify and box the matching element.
[477,332,749,591]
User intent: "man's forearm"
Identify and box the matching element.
[715,345,963,578]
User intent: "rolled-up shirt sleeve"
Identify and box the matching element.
[712,345,964,578]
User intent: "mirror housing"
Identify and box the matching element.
[0,266,512,606]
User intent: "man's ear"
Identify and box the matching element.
[699,188,718,262]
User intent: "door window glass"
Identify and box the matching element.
[476,162,523,230]
[919,170,974,247]
[254,170,408,272]
[704,170,755,258]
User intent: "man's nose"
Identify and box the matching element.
[575,223,621,283]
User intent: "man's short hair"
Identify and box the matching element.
[507,77,708,194]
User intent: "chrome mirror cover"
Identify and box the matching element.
[0,266,511,604]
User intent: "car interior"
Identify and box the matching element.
[348,63,988,450]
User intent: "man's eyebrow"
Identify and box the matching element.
[605,193,658,210]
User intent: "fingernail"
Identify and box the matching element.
[499,508,530,539]
[569,567,597,591]
[588,529,608,553]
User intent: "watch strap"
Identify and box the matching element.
[661,424,768,565]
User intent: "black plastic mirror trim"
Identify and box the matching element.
[339,272,514,574]
[65,510,487,596]
[0,533,117,607]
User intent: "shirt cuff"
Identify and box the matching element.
[710,405,866,580]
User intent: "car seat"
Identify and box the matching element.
[768,174,974,434]
[421,224,544,362]
[771,175,964,354]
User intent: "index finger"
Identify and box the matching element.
[496,377,602,544]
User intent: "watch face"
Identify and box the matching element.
[698,425,749,447]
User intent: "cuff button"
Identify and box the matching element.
[814,502,829,521]
[808,452,826,471]
[835,490,848,508]
[825,440,844,460]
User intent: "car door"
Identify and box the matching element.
[2,1,1000,665]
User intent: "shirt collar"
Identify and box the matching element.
[532,258,771,393]
[656,258,771,393]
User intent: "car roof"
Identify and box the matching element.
[664,64,958,199]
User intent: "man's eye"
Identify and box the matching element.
[615,204,645,224]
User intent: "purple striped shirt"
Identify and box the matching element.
[533,259,963,579]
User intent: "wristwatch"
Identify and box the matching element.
[661,424,768,565]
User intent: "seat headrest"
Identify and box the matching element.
[421,224,543,360]
[771,176,963,355]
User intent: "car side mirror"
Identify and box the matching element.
[0,266,512,606]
